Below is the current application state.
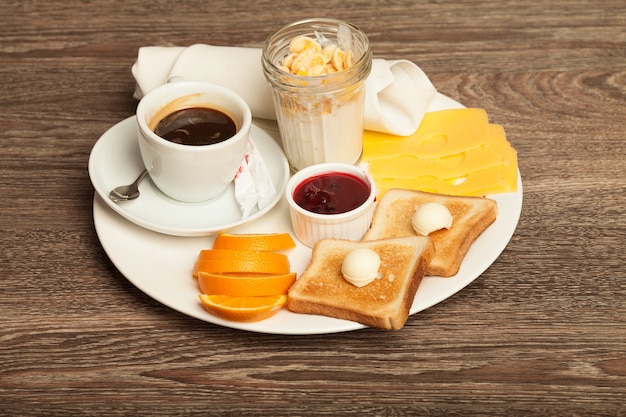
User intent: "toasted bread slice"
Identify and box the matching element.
[363,189,497,277]
[287,236,435,330]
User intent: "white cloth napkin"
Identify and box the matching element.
[132,44,437,136]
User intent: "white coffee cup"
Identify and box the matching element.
[136,81,251,203]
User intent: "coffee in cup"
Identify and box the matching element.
[136,81,251,203]
[150,106,237,146]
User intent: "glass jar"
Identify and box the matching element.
[262,18,372,172]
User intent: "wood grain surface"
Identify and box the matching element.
[1,0,624,415]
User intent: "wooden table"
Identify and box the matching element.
[1,1,624,415]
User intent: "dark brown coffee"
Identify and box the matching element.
[153,107,237,146]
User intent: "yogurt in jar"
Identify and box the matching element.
[262,19,372,172]
[274,87,365,171]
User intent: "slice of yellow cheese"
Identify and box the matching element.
[362,108,518,197]
[363,108,490,160]
[367,124,514,180]
[375,160,518,197]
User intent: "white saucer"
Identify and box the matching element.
[88,117,289,237]
[92,93,524,335]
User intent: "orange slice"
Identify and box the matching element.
[193,249,291,278]
[198,271,296,297]
[212,233,296,252]
[198,294,287,322]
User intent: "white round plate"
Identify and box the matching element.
[88,117,289,237]
[92,93,523,334]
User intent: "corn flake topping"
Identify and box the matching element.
[279,36,354,76]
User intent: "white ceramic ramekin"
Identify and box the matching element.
[285,163,377,247]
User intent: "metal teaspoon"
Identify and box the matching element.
[109,169,148,202]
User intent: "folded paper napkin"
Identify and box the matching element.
[132,44,437,136]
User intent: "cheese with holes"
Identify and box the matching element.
[364,108,491,159]
[362,108,518,197]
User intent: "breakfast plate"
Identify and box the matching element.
[92,93,523,334]
[88,117,290,236]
